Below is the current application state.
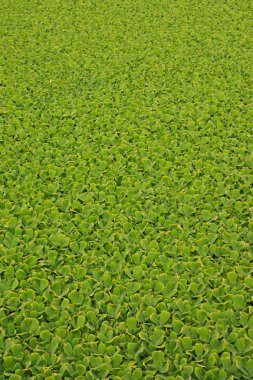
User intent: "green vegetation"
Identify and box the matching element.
[0,0,252,378]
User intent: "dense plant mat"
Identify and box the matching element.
[0,0,253,379]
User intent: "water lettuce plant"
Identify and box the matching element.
[0,0,252,378]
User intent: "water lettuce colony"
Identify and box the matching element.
[0,0,253,379]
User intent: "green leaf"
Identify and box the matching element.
[151,328,165,346]
[194,343,204,358]
[244,276,253,288]
[172,319,184,333]
[50,336,61,354]
[152,350,165,370]
[126,317,137,331]
[68,290,84,305]
[63,342,73,357]
[248,328,253,340]
[218,369,228,380]
[76,315,86,328]
[195,367,204,380]
[132,265,143,278]
[235,337,246,354]
[220,352,231,370]
[232,295,246,311]
[50,232,69,247]
[4,356,15,370]
[182,336,192,350]
[181,365,193,379]
[39,278,49,291]
[198,326,210,342]
[201,210,213,221]
[87,311,98,325]
[227,271,237,284]
[132,368,143,380]
[160,311,170,325]
[9,376,22,380]
[21,318,39,334]
[11,343,23,358]
[246,359,253,375]
[111,353,123,367]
